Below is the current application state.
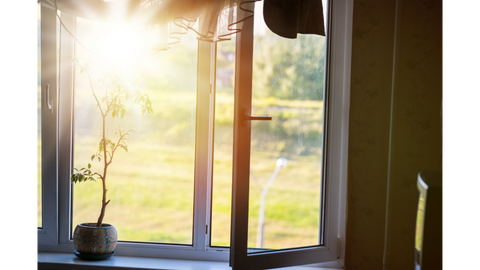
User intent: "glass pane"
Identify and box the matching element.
[211,4,326,250]
[72,17,198,244]
[211,39,236,247]
[37,3,42,228]
[247,4,326,251]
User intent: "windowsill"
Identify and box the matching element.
[38,252,342,270]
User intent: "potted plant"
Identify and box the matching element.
[70,58,153,259]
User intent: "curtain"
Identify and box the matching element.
[39,0,324,53]
[263,0,325,38]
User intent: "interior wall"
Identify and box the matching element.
[344,0,442,269]
[384,0,442,269]
[344,0,396,269]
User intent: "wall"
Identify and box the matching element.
[344,0,396,269]
[344,0,442,269]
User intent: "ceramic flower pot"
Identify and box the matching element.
[73,223,118,257]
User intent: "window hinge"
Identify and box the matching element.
[206,224,208,234]
[337,237,341,259]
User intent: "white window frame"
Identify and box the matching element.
[38,3,59,247]
[38,0,352,268]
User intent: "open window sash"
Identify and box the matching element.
[229,1,347,269]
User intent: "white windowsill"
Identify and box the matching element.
[38,252,342,270]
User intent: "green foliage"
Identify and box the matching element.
[71,164,96,183]
[252,32,326,101]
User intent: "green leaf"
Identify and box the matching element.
[88,163,91,169]
[91,155,95,161]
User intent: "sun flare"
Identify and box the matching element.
[100,25,142,64]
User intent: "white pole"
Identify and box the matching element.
[256,157,287,248]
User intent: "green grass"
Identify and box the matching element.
[72,137,195,244]
[209,93,323,249]
[66,87,324,249]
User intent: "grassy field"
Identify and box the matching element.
[37,87,324,249]
[210,91,323,249]
[72,88,198,245]
[66,85,324,249]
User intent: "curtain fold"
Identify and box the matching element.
[263,0,324,38]
[39,0,324,52]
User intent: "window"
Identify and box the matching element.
[71,15,199,245]
[38,0,352,269]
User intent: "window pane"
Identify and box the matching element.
[37,3,42,228]
[248,6,326,251]
[71,17,198,244]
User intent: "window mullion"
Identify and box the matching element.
[205,42,217,248]
[230,2,255,268]
[193,40,214,251]
[58,11,75,245]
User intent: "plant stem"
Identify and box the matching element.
[96,112,109,227]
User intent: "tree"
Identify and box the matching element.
[70,58,153,227]
[252,32,326,101]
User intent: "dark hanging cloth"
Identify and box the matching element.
[263,0,325,38]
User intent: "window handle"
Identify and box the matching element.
[45,84,53,113]
[247,115,272,121]
[242,110,272,125]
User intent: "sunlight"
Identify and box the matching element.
[100,24,142,65]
